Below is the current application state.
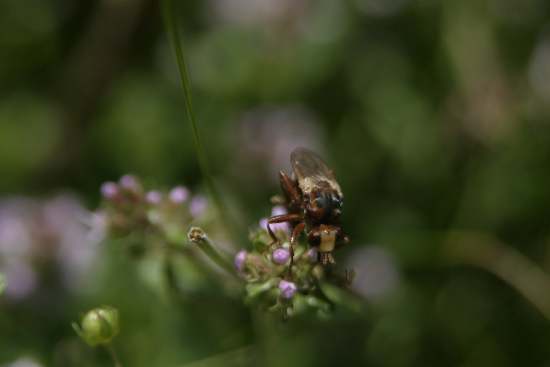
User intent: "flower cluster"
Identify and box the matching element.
[234,206,350,319]
[95,178,355,321]
[99,175,209,253]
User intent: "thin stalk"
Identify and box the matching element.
[161,0,229,229]
[444,231,550,322]
[163,244,229,288]
[105,343,122,367]
[188,227,237,278]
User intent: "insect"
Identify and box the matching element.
[267,147,350,266]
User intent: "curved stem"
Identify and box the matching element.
[188,227,238,279]
[161,0,238,239]
[105,343,122,367]
[443,231,550,322]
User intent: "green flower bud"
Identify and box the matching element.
[73,306,120,347]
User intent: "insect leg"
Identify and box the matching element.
[279,170,302,208]
[288,221,306,274]
[267,213,302,248]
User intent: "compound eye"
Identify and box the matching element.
[315,195,329,209]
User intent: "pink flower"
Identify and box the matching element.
[265,206,290,233]
[272,248,290,264]
[145,191,162,205]
[119,174,140,192]
[100,182,119,200]
[278,279,297,299]
[190,195,208,217]
[169,186,189,204]
[234,250,247,271]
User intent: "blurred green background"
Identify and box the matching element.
[2,0,550,366]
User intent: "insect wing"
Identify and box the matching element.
[290,148,342,196]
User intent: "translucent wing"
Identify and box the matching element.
[290,148,342,196]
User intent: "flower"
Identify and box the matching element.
[271,206,290,233]
[189,195,208,217]
[272,248,290,265]
[169,186,189,204]
[145,191,162,205]
[73,306,120,347]
[100,182,119,200]
[234,250,247,271]
[259,218,268,230]
[259,206,290,233]
[119,174,140,192]
[279,279,297,299]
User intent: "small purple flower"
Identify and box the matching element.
[272,248,290,265]
[100,182,119,200]
[259,218,268,230]
[169,186,189,204]
[119,174,140,191]
[145,191,162,205]
[259,206,290,233]
[234,250,247,271]
[190,195,208,217]
[269,206,290,233]
[279,279,297,299]
[271,205,287,217]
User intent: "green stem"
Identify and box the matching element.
[443,231,550,322]
[105,343,122,367]
[161,0,229,227]
[188,227,237,278]
[198,238,237,277]
[163,244,221,289]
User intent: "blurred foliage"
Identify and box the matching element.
[1,0,550,366]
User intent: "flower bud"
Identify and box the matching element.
[272,248,290,265]
[145,190,162,205]
[100,182,119,200]
[278,280,297,299]
[189,195,208,217]
[73,306,120,347]
[119,174,141,192]
[269,206,290,233]
[187,226,206,243]
[169,186,189,204]
[234,250,247,271]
